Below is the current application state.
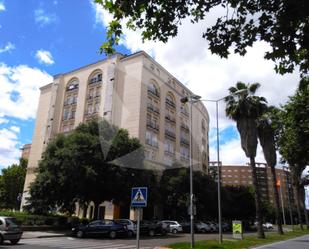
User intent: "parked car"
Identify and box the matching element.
[114,219,136,237]
[263,222,274,230]
[222,222,230,232]
[138,220,168,236]
[71,219,127,239]
[161,220,183,234]
[204,221,217,232]
[0,216,23,245]
[195,221,211,233]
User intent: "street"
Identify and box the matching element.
[0,233,236,249]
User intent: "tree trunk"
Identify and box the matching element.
[293,185,304,230]
[270,166,283,234]
[250,157,265,238]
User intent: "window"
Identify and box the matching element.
[148,82,160,97]
[165,93,176,109]
[66,79,79,91]
[181,104,189,116]
[164,138,175,154]
[94,102,100,113]
[63,108,70,120]
[87,104,93,114]
[180,146,189,159]
[89,72,102,84]
[145,131,158,147]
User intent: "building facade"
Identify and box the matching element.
[21,51,210,219]
[209,163,294,210]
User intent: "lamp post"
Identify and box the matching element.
[202,89,247,244]
[181,89,247,247]
[180,94,201,249]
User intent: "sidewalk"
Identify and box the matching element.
[22,230,69,239]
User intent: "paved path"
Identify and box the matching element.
[254,234,309,249]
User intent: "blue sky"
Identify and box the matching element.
[0,0,302,169]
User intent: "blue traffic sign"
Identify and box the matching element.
[131,187,148,207]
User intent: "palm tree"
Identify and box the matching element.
[257,109,283,235]
[225,82,267,239]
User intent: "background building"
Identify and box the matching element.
[21,51,210,219]
[20,144,31,160]
[209,162,294,209]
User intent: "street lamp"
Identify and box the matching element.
[202,89,247,244]
[180,94,201,249]
[181,89,247,247]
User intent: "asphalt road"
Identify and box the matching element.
[0,233,234,249]
[254,234,309,249]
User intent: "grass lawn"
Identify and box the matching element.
[167,227,309,249]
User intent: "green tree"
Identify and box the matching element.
[0,158,27,209]
[96,0,309,76]
[257,108,283,234]
[27,118,152,216]
[271,78,309,229]
[224,82,267,238]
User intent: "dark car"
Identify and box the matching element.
[179,221,198,233]
[138,220,168,236]
[72,219,127,239]
[0,217,23,245]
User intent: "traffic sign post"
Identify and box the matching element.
[131,187,148,249]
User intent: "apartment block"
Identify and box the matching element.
[21,51,210,219]
[209,163,294,209]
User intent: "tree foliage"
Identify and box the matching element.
[96,0,309,76]
[27,119,154,215]
[0,158,27,209]
[270,77,309,228]
[159,167,255,221]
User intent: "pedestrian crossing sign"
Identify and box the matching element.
[131,187,148,207]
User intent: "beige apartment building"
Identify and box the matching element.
[21,51,210,219]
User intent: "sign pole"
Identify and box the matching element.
[136,208,141,249]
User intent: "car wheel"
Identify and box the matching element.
[149,230,155,236]
[76,231,84,238]
[0,235,3,245]
[172,229,178,234]
[10,239,20,245]
[109,231,117,239]
[127,230,134,238]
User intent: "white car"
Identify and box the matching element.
[161,220,183,234]
[263,222,274,229]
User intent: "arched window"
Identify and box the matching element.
[165,92,176,109]
[147,81,160,97]
[66,78,79,91]
[89,70,102,84]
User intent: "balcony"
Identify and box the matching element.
[147,121,159,131]
[180,123,190,132]
[180,137,190,146]
[165,99,176,109]
[147,88,160,98]
[180,108,189,117]
[165,114,176,123]
[165,129,176,139]
[147,103,160,114]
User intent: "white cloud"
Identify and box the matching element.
[0,127,21,167]
[0,42,15,53]
[0,2,5,12]
[34,9,58,27]
[92,3,300,165]
[10,126,20,133]
[0,63,53,120]
[35,49,54,65]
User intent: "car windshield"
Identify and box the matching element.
[5,218,18,227]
